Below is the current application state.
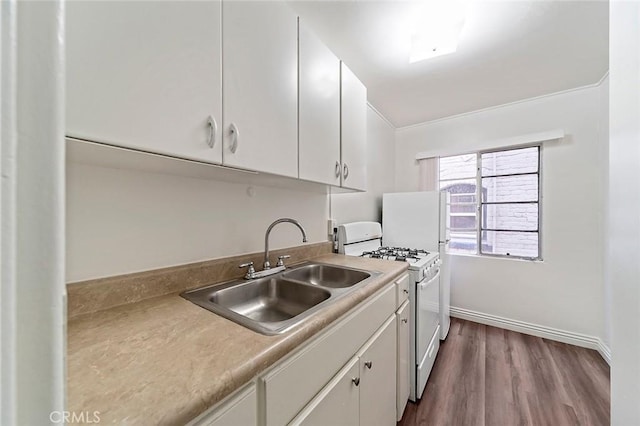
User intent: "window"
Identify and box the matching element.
[439,146,541,259]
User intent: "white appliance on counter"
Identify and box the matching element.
[383,191,451,341]
[337,221,441,401]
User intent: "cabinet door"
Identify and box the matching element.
[396,301,411,421]
[359,316,397,426]
[222,1,298,177]
[340,62,367,191]
[190,383,256,426]
[289,358,360,426]
[66,1,222,164]
[395,273,410,308]
[298,18,341,185]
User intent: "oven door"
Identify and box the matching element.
[416,269,440,363]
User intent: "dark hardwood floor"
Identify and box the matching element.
[399,318,610,426]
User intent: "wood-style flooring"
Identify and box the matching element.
[399,318,610,426]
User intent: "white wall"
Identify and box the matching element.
[66,106,395,283]
[609,2,640,423]
[330,106,395,225]
[395,85,607,339]
[599,74,611,350]
[67,164,329,282]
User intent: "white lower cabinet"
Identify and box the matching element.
[189,383,256,426]
[396,300,411,421]
[263,284,395,426]
[196,280,402,426]
[290,358,360,426]
[358,316,397,426]
[291,316,397,426]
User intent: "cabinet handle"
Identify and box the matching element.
[335,161,341,178]
[207,115,217,148]
[364,361,372,369]
[352,377,360,386]
[403,289,409,294]
[229,123,239,153]
[343,163,349,179]
[402,318,408,324]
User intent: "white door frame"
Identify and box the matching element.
[1,1,66,424]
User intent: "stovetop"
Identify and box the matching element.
[359,246,436,268]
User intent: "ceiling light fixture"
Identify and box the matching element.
[409,0,471,63]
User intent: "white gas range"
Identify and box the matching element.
[337,221,441,402]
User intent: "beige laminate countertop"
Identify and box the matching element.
[67,254,408,425]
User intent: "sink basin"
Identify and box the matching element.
[181,262,381,335]
[283,264,370,288]
[209,278,330,323]
[182,276,332,334]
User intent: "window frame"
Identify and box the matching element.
[439,144,543,261]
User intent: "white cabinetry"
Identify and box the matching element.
[291,316,397,426]
[189,383,256,426]
[291,358,360,426]
[67,2,369,190]
[194,277,404,426]
[263,284,395,426]
[298,18,341,185]
[396,301,410,421]
[222,1,298,177]
[66,1,223,164]
[358,316,397,426]
[395,274,410,307]
[340,63,368,191]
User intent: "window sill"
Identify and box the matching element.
[448,251,543,263]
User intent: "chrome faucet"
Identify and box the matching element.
[238,218,308,280]
[264,218,307,269]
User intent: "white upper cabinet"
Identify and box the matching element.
[340,62,368,191]
[298,19,341,185]
[66,1,223,164]
[67,1,367,190]
[222,1,298,177]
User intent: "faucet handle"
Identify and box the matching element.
[276,255,291,267]
[239,262,256,279]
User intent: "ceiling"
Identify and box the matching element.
[289,0,609,127]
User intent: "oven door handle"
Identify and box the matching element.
[419,270,440,291]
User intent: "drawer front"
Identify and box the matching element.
[263,284,396,426]
[395,273,410,308]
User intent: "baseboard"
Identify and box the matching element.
[450,306,610,364]
[596,339,612,365]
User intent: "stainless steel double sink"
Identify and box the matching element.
[181,263,381,335]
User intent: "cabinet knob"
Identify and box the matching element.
[364,361,372,369]
[352,377,360,386]
[343,163,349,179]
[207,115,217,148]
[402,318,408,324]
[403,289,409,294]
[335,161,341,178]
